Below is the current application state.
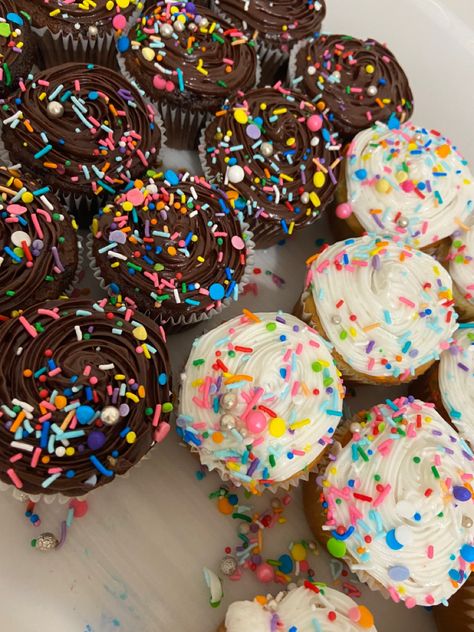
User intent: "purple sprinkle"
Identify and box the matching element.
[366,340,375,353]
[457,363,469,372]
[246,458,260,477]
[276,315,286,324]
[51,246,65,272]
[372,254,381,269]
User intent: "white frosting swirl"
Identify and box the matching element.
[439,325,474,447]
[177,312,344,490]
[321,397,474,607]
[306,235,457,380]
[449,227,474,309]
[344,121,474,248]
[225,585,377,632]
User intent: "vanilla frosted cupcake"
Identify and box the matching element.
[333,121,474,255]
[448,228,474,320]
[304,397,474,608]
[297,235,458,385]
[417,324,474,450]
[219,584,377,632]
[177,311,344,492]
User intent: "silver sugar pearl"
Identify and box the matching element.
[188,22,198,32]
[220,414,236,430]
[88,25,99,38]
[307,66,316,76]
[260,142,273,158]
[46,101,64,119]
[300,192,310,205]
[331,314,342,325]
[100,405,120,426]
[367,85,378,97]
[310,136,320,147]
[462,516,474,529]
[160,23,174,38]
[350,422,362,434]
[397,216,409,228]
[35,532,59,552]
[220,555,238,576]
[174,20,185,32]
[199,17,209,28]
[221,392,237,411]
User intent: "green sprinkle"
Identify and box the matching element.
[311,361,322,372]
[193,359,205,366]
[431,466,440,479]
[232,513,252,522]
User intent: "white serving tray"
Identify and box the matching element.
[1,1,473,630]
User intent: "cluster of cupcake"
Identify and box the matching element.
[0,1,472,631]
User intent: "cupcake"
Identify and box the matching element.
[0,166,79,322]
[201,85,342,248]
[0,297,173,497]
[447,228,474,321]
[332,121,474,256]
[416,324,474,452]
[0,2,34,96]
[212,0,326,86]
[15,0,142,69]
[119,1,258,149]
[304,397,474,608]
[219,583,377,631]
[90,170,254,330]
[0,62,163,226]
[296,235,458,385]
[177,311,344,493]
[289,34,413,140]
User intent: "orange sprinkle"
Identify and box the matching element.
[242,308,261,322]
[10,410,26,433]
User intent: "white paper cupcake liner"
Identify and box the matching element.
[287,38,311,92]
[86,214,256,331]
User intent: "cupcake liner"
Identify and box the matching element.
[452,281,474,322]
[86,216,256,332]
[287,38,310,91]
[433,576,474,632]
[118,51,261,150]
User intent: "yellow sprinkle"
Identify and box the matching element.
[289,419,311,430]
[126,392,139,403]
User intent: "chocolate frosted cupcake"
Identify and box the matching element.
[332,121,474,256]
[15,0,142,69]
[212,0,326,86]
[289,34,413,140]
[200,85,342,248]
[0,63,163,226]
[177,311,344,493]
[219,584,377,632]
[0,2,34,95]
[304,397,474,608]
[120,1,258,149]
[91,170,253,330]
[296,235,458,385]
[0,166,79,322]
[0,298,173,497]
[448,228,474,321]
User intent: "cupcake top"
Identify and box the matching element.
[0,167,79,322]
[321,397,474,607]
[449,227,474,307]
[91,171,252,325]
[291,34,413,138]
[16,0,141,34]
[202,86,342,242]
[0,63,162,199]
[214,0,326,50]
[305,235,457,381]
[177,311,344,491]
[224,584,376,631]
[439,324,474,448]
[0,1,31,93]
[121,2,257,108]
[341,121,474,248]
[0,298,173,496]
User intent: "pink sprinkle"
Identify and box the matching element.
[399,296,416,308]
[292,449,305,456]
[427,545,434,559]
[31,448,41,468]
[6,468,22,489]
[19,316,37,338]
[152,404,162,427]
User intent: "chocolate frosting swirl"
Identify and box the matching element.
[0,298,173,496]
[0,167,78,321]
[16,0,140,33]
[0,63,162,199]
[123,2,257,110]
[214,0,326,49]
[202,86,341,246]
[292,34,414,138]
[0,1,33,94]
[92,171,251,324]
